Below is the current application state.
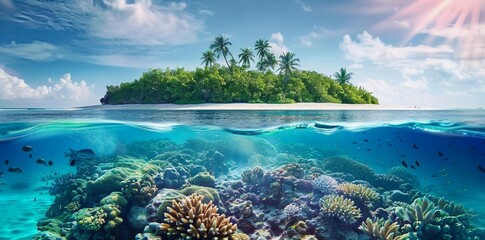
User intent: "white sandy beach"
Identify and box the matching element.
[83,103,435,111]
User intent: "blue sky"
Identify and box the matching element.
[0,0,484,108]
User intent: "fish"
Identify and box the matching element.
[48,160,53,166]
[440,168,447,172]
[366,149,371,152]
[0,182,4,185]
[65,148,95,161]
[363,139,369,142]
[34,198,36,202]
[478,165,485,173]
[22,145,33,152]
[438,151,444,157]
[8,167,22,174]
[29,154,32,159]
[415,160,420,167]
[445,181,451,184]
[352,142,357,144]
[400,154,406,157]
[36,158,46,165]
[401,161,408,168]
[69,159,76,166]
[431,174,438,178]
[4,159,8,165]
[413,144,418,149]
[410,165,416,169]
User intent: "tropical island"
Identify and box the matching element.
[100,35,378,105]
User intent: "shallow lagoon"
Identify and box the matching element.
[0,109,484,239]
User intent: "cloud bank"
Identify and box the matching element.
[0,68,93,105]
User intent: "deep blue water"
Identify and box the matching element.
[0,108,484,239]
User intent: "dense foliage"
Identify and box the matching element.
[100,66,378,104]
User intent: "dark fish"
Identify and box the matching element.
[29,154,32,159]
[363,139,369,142]
[4,159,8,165]
[0,182,4,185]
[431,175,438,178]
[478,165,485,173]
[438,151,444,157]
[36,158,46,165]
[34,197,36,202]
[387,143,392,147]
[69,159,76,166]
[410,165,416,169]
[401,161,408,168]
[22,145,33,152]
[415,160,420,167]
[366,149,371,151]
[8,167,22,174]
[352,142,357,144]
[65,148,95,161]
[48,160,53,166]
[413,144,418,149]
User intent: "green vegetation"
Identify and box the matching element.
[100,35,378,105]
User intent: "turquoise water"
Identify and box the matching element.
[0,108,484,239]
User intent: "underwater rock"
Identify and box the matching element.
[242,166,264,185]
[162,166,188,189]
[186,171,215,188]
[373,174,405,191]
[389,190,412,203]
[179,185,220,204]
[387,166,419,186]
[128,206,148,232]
[283,203,301,220]
[86,167,137,195]
[100,192,128,206]
[321,156,377,184]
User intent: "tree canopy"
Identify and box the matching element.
[100,66,378,105]
[100,35,378,105]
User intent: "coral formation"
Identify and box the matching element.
[311,175,338,195]
[160,193,237,239]
[320,195,362,225]
[359,218,402,240]
[121,174,158,205]
[321,156,377,184]
[338,183,380,202]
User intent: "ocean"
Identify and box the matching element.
[0,108,484,239]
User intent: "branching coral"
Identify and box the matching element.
[160,193,237,239]
[311,175,338,195]
[320,195,361,225]
[338,183,379,202]
[359,218,403,240]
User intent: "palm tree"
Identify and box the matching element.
[277,52,300,81]
[265,53,278,71]
[334,67,354,84]
[238,48,255,68]
[210,35,233,68]
[201,50,217,68]
[255,39,270,60]
[255,39,270,71]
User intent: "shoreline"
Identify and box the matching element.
[81,103,437,111]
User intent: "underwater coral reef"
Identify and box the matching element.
[35,138,485,240]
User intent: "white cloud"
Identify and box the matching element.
[0,41,65,61]
[342,31,485,107]
[0,68,93,103]
[296,0,312,12]
[269,32,289,56]
[6,0,203,46]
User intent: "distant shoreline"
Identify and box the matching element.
[81,103,436,111]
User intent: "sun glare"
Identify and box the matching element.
[383,0,485,60]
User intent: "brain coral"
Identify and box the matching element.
[311,175,338,195]
[160,193,237,239]
[320,195,362,225]
[338,183,380,202]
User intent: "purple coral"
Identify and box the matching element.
[284,203,301,219]
[311,175,338,195]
